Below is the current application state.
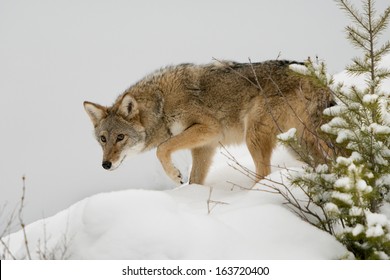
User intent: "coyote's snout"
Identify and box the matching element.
[84,60,334,185]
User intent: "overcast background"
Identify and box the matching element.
[1,0,389,233]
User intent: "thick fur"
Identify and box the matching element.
[84,60,334,185]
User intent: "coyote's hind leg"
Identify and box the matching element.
[189,145,216,185]
[245,120,276,183]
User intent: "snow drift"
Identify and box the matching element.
[1,146,347,259]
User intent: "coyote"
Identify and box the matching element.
[84,60,334,185]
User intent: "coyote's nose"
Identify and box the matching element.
[102,161,112,170]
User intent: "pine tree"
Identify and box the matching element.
[279,0,390,259]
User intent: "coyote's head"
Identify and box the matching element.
[83,94,146,171]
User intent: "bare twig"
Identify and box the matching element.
[19,175,32,260]
[1,194,19,260]
[1,176,72,260]
[0,236,16,260]
[207,186,229,214]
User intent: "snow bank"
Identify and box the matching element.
[1,146,347,259]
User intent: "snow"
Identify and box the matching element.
[0,146,348,259]
[350,152,363,162]
[323,105,348,116]
[352,224,364,236]
[324,202,340,215]
[315,164,329,173]
[369,123,390,135]
[364,211,390,239]
[288,63,308,74]
[366,211,389,228]
[378,98,390,125]
[336,156,352,166]
[331,191,353,206]
[277,128,297,141]
[349,207,363,217]
[356,179,369,192]
[374,154,389,166]
[334,177,351,190]
[321,117,356,144]
[376,174,390,188]
[366,225,385,238]
[327,117,348,128]
[377,251,390,260]
[336,130,355,143]
[362,94,379,104]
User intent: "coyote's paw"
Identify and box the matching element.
[156,147,185,185]
[167,167,184,185]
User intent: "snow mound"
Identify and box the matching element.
[1,146,347,259]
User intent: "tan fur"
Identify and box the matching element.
[84,60,334,185]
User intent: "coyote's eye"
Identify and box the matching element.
[100,136,106,143]
[116,134,125,142]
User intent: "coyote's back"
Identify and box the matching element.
[84,60,334,185]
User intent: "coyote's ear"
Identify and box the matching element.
[119,94,139,118]
[83,101,107,127]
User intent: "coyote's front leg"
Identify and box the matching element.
[156,122,221,185]
[156,145,184,184]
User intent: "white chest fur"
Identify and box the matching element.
[170,121,186,136]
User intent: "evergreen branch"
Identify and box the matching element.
[363,0,376,28]
[346,57,369,75]
[367,1,375,93]
[346,26,370,51]
[336,0,370,32]
[372,6,390,36]
[374,40,390,59]
[376,68,390,80]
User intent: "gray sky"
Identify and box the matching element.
[0,0,389,232]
